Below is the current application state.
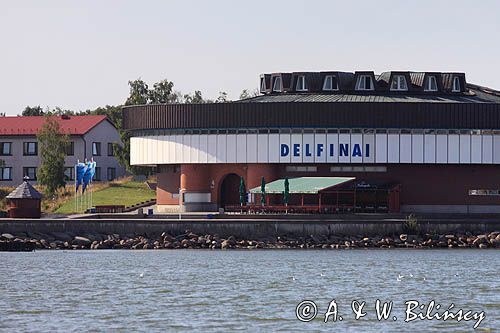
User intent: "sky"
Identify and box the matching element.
[1,0,499,115]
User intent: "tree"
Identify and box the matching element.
[149,79,177,104]
[184,90,206,104]
[239,89,260,100]
[125,79,150,106]
[215,91,229,103]
[37,116,68,197]
[22,105,44,116]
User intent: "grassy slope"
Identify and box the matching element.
[55,181,155,214]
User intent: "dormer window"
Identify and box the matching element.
[390,75,408,91]
[296,75,307,91]
[424,75,438,91]
[260,77,266,92]
[323,75,339,91]
[272,77,282,92]
[355,75,374,91]
[452,77,461,92]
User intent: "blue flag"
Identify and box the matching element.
[75,163,87,193]
[82,161,95,193]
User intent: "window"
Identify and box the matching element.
[424,76,438,91]
[65,141,74,156]
[64,167,74,181]
[272,77,282,92]
[0,142,12,156]
[0,167,12,181]
[296,75,307,91]
[390,75,408,91]
[23,167,37,180]
[355,75,374,90]
[93,167,101,181]
[107,143,114,156]
[285,166,317,172]
[23,142,37,156]
[331,166,387,173]
[107,167,116,181]
[452,77,461,92]
[323,75,338,91]
[469,190,500,196]
[260,77,266,91]
[92,142,101,156]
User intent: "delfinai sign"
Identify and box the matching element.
[280,143,370,159]
[130,131,500,165]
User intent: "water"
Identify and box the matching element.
[0,249,498,332]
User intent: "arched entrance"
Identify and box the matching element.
[220,173,241,208]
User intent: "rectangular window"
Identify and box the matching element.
[452,77,461,92]
[323,75,339,91]
[107,143,114,156]
[64,167,75,181]
[296,75,307,91]
[107,167,116,181]
[272,77,282,92]
[0,167,12,181]
[285,166,317,172]
[23,142,37,156]
[65,141,74,156]
[425,76,438,91]
[93,167,101,181]
[23,167,37,180]
[356,75,373,90]
[330,166,387,173]
[469,190,500,196]
[0,142,12,156]
[390,75,408,91]
[92,142,101,156]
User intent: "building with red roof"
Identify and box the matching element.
[0,115,125,186]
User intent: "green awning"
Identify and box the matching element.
[249,177,355,194]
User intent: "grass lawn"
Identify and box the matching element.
[55,181,155,214]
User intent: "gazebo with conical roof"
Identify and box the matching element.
[6,177,42,218]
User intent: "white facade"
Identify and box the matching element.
[130,129,500,165]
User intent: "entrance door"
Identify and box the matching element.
[220,174,241,208]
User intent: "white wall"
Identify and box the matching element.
[130,131,500,165]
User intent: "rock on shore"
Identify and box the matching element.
[0,230,499,251]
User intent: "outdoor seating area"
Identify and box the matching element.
[225,177,400,214]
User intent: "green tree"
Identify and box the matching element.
[215,91,229,103]
[149,79,177,104]
[37,116,68,197]
[239,89,259,100]
[125,79,150,106]
[22,105,45,116]
[184,90,206,104]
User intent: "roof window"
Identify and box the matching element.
[424,75,438,91]
[272,77,282,92]
[452,76,461,92]
[323,75,339,91]
[296,75,307,91]
[260,77,266,92]
[355,75,374,91]
[390,75,408,91]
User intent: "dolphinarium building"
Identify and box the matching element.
[123,71,500,213]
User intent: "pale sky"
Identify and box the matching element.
[1,0,499,115]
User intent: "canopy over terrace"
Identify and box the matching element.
[248,177,356,213]
[249,177,355,194]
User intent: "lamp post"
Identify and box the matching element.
[178,187,185,220]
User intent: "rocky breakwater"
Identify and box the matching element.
[1,230,500,251]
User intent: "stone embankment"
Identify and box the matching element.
[1,230,499,251]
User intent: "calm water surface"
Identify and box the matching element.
[0,249,498,332]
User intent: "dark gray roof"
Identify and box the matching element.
[6,181,42,200]
[237,85,500,104]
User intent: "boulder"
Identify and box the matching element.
[73,236,91,246]
[1,233,15,240]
